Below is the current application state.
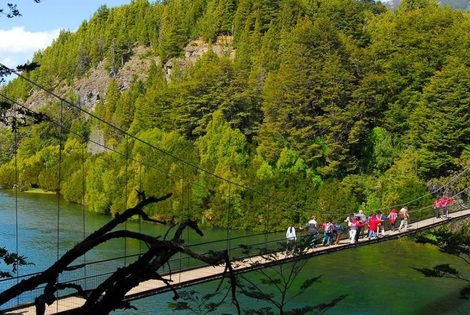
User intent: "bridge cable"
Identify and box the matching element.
[81,119,88,291]
[2,63,470,236]
[13,99,20,305]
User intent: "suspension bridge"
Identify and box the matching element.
[1,64,470,314]
[1,205,469,315]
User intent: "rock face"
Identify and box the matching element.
[17,36,234,115]
[72,36,234,112]
[164,36,234,81]
[0,37,234,154]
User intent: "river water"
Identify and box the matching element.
[1,191,469,315]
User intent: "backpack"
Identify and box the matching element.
[334,223,343,232]
[308,223,318,234]
[325,223,334,234]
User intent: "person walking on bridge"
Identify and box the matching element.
[398,206,409,232]
[433,197,442,219]
[286,224,297,241]
[334,220,344,245]
[306,215,319,248]
[368,213,380,240]
[377,211,386,236]
[286,224,297,252]
[357,210,367,240]
[441,195,454,218]
[322,219,335,246]
[349,216,365,244]
[388,208,398,231]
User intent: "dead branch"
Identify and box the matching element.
[0,193,239,315]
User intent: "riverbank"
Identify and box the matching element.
[1,187,56,194]
[21,188,55,194]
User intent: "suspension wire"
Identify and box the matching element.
[53,99,64,313]
[138,163,143,254]
[2,63,469,236]
[12,99,20,306]
[0,65,298,210]
[56,101,63,260]
[1,85,467,227]
[81,125,87,290]
[226,184,231,251]
[265,197,270,243]
[124,135,129,266]
[180,163,185,284]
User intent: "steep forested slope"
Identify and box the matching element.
[1,0,469,231]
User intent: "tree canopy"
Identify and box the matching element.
[1,0,469,231]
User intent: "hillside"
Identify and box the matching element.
[1,0,470,230]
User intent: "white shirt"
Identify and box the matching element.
[286,226,296,241]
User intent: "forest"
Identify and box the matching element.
[1,0,470,232]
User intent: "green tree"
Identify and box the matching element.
[174,52,235,139]
[195,110,250,228]
[373,148,432,215]
[158,0,189,63]
[258,16,355,177]
[408,58,470,178]
[362,127,400,175]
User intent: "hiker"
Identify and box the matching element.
[306,215,319,248]
[357,210,367,239]
[441,195,454,218]
[286,224,297,242]
[388,208,398,231]
[334,220,344,245]
[367,213,380,240]
[376,211,386,236]
[350,216,365,244]
[398,206,409,232]
[433,197,441,218]
[322,219,335,246]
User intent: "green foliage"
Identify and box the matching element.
[195,110,249,228]
[0,129,15,164]
[373,148,432,217]
[363,127,400,174]
[2,0,470,233]
[129,128,197,221]
[0,247,31,279]
[408,57,470,178]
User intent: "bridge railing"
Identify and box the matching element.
[0,230,287,311]
[1,203,468,311]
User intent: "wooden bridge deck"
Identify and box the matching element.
[4,208,470,315]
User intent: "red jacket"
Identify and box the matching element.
[388,209,397,223]
[441,196,453,207]
[368,216,379,231]
[350,218,365,230]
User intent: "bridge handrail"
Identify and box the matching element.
[1,204,469,311]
